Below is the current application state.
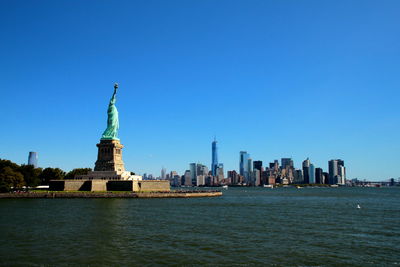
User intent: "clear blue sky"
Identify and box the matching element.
[1,0,399,180]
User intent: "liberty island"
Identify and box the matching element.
[24,83,219,197]
[47,83,171,192]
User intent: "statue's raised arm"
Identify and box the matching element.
[101,83,120,140]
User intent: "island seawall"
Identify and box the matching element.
[0,191,223,199]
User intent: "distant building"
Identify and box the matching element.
[183,170,192,186]
[302,158,310,184]
[281,158,293,169]
[216,163,224,183]
[315,168,323,184]
[228,170,239,185]
[197,164,209,176]
[252,169,261,186]
[338,165,346,185]
[273,160,279,171]
[253,161,263,172]
[323,172,329,184]
[197,175,205,186]
[247,158,253,184]
[28,152,38,168]
[261,170,269,185]
[269,162,275,169]
[211,138,218,176]
[294,169,303,184]
[329,159,346,184]
[161,167,166,180]
[309,164,315,184]
[190,163,197,185]
[239,151,251,184]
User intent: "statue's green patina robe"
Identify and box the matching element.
[101,87,119,140]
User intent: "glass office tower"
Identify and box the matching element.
[28,152,38,168]
[211,138,218,176]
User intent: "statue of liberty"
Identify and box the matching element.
[101,83,120,140]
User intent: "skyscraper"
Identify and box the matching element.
[328,159,345,184]
[294,169,303,184]
[309,164,315,184]
[239,151,250,178]
[183,170,192,186]
[239,151,253,184]
[217,163,224,182]
[189,163,197,185]
[247,158,253,184]
[161,167,166,180]
[302,158,310,184]
[328,160,338,184]
[28,152,38,168]
[281,158,294,169]
[211,138,218,176]
[338,165,346,185]
[315,168,323,184]
[253,161,263,172]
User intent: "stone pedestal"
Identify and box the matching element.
[94,139,125,172]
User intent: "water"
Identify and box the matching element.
[0,187,399,266]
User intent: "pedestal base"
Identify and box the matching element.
[49,179,170,192]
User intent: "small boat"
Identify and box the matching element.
[263,185,273,188]
[222,185,228,189]
[357,204,361,209]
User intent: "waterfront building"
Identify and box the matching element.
[196,175,205,186]
[323,172,329,184]
[211,138,218,176]
[338,165,346,185]
[28,152,38,168]
[239,151,251,183]
[217,163,224,183]
[294,169,303,184]
[197,164,209,176]
[261,170,269,185]
[205,175,213,186]
[302,158,310,184]
[171,174,180,187]
[328,160,338,184]
[189,163,197,185]
[228,170,239,185]
[309,164,315,184]
[252,169,261,186]
[183,170,192,186]
[315,168,323,184]
[328,159,345,184]
[268,175,276,185]
[247,158,253,184]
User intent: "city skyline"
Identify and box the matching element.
[1,1,399,181]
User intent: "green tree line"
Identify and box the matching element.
[0,159,91,192]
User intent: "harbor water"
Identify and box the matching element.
[0,187,399,266]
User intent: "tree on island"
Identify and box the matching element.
[65,168,92,179]
[0,158,71,191]
[0,166,25,192]
[19,164,42,187]
[39,168,66,185]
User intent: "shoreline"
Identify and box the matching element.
[0,190,223,199]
